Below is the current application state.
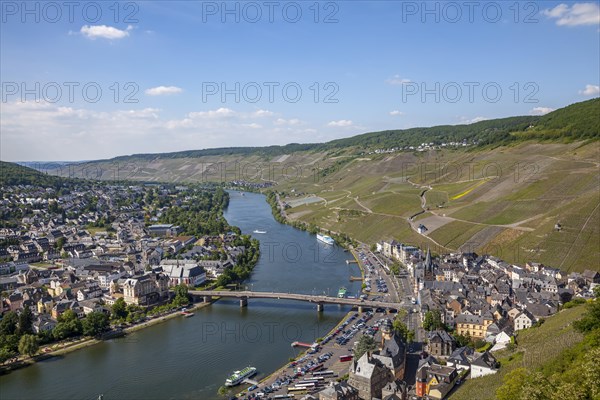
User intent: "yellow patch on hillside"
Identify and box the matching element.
[451,180,487,200]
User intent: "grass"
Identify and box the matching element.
[449,305,586,400]
[428,221,489,249]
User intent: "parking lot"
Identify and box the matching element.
[237,308,397,399]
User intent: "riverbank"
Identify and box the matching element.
[0,299,216,375]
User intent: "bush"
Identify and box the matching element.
[563,298,586,309]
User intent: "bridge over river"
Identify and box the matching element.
[189,290,402,312]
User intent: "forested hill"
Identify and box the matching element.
[0,161,66,187]
[103,98,598,161]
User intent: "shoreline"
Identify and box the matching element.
[0,300,215,375]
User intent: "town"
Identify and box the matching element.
[230,236,598,400]
[0,181,259,365]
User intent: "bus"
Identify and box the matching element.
[307,363,323,372]
[297,379,323,385]
[293,383,316,389]
[339,354,353,362]
[312,370,335,377]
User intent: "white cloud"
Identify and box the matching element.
[542,3,600,26]
[459,116,488,124]
[187,107,236,119]
[529,107,556,115]
[145,86,183,96]
[274,118,302,126]
[386,75,412,85]
[252,109,275,117]
[80,25,133,40]
[242,123,262,129]
[1,102,367,161]
[327,120,353,127]
[389,110,404,116]
[579,84,600,96]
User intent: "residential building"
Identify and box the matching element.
[122,272,169,305]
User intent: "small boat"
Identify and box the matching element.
[317,233,335,245]
[337,287,347,298]
[225,366,257,386]
[181,310,194,318]
[253,230,267,234]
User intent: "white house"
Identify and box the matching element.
[490,331,512,352]
[514,310,535,331]
[470,352,499,378]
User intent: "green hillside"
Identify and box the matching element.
[511,98,600,141]
[0,161,66,187]
[34,99,600,271]
[87,98,599,161]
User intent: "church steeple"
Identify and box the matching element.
[425,247,433,273]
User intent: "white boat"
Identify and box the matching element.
[317,233,335,245]
[225,366,257,386]
[253,230,267,234]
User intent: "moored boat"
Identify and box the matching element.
[317,233,335,245]
[225,366,257,386]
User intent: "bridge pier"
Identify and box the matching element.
[316,302,323,312]
[358,306,364,313]
[203,295,212,303]
[240,297,248,308]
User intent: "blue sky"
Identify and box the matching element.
[1,1,599,161]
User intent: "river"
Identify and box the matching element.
[0,191,361,400]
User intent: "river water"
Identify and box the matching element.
[0,191,361,400]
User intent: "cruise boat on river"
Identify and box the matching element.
[225,366,257,386]
[317,233,335,245]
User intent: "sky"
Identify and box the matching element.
[1,1,599,161]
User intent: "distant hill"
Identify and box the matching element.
[510,98,600,141]
[0,161,66,187]
[100,98,598,161]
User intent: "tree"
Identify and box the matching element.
[423,310,445,331]
[355,335,377,360]
[0,347,17,364]
[55,237,65,250]
[53,310,82,339]
[573,295,600,333]
[18,305,33,335]
[82,312,109,337]
[173,284,190,307]
[52,322,71,340]
[0,334,20,353]
[452,332,472,348]
[496,368,530,400]
[0,311,18,335]
[392,318,410,341]
[407,330,415,344]
[111,298,128,320]
[18,334,39,357]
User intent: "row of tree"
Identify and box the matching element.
[0,306,109,364]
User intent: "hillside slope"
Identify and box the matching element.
[40,99,600,271]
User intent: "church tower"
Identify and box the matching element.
[381,318,393,349]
